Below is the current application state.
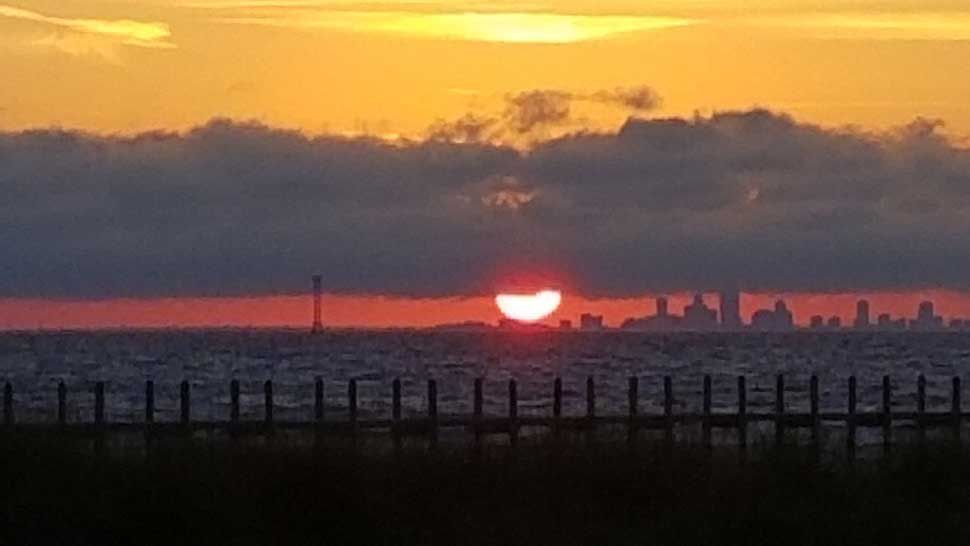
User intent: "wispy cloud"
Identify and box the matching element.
[0,4,175,49]
[748,12,970,41]
[427,85,662,145]
[211,8,695,43]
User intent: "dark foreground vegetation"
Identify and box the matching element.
[3,437,970,545]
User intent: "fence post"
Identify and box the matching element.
[3,382,11,428]
[628,376,639,445]
[427,379,438,448]
[264,380,274,428]
[847,376,857,462]
[953,376,962,442]
[315,378,325,423]
[94,382,105,425]
[917,375,926,443]
[775,374,785,447]
[230,379,240,438]
[552,378,562,439]
[810,375,819,445]
[882,375,892,452]
[663,376,673,448]
[58,381,67,427]
[586,376,596,444]
[145,380,154,425]
[509,379,518,447]
[348,379,358,441]
[94,381,105,454]
[144,380,155,454]
[180,380,191,431]
[474,378,484,447]
[737,376,747,451]
[392,378,402,452]
[702,375,712,449]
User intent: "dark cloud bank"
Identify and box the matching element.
[2,108,970,299]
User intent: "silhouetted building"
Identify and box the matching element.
[719,289,742,330]
[312,275,323,333]
[810,315,825,329]
[683,293,717,331]
[751,310,776,330]
[854,300,870,329]
[620,296,681,331]
[751,300,794,331]
[950,318,965,330]
[910,301,943,331]
[580,313,604,331]
[827,316,842,329]
[877,313,906,330]
[559,320,573,330]
[775,301,794,329]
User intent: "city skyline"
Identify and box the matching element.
[8,288,970,331]
[3,1,970,330]
[553,292,970,333]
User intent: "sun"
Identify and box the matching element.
[495,290,562,322]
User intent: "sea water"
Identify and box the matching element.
[1,330,967,431]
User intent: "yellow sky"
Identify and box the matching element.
[2,0,969,138]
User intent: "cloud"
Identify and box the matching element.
[744,12,970,41]
[2,109,970,299]
[503,90,572,134]
[426,113,499,143]
[209,7,695,43]
[0,4,174,49]
[590,86,662,111]
[428,86,663,143]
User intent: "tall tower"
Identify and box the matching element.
[854,300,871,329]
[719,289,741,330]
[656,297,669,318]
[312,275,323,333]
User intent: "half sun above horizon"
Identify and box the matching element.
[495,290,563,322]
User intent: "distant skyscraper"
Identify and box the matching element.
[810,315,824,329]
[854,300,871,329]
[580,313,604,331]
[719,289,742,330]
[827,316,842,329]
[774,300,794,330]
[683,293,718,331]
[911,301,944,331]
[312,275,323,333]
[620,296,679,331]
[751,309,776,330]
[751,300,794,331]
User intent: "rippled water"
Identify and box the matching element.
[1,330,969,425]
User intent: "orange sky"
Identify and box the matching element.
[4,2,970,329]
[2,1,970,137]
[4,290,970,330]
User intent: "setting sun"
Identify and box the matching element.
[495,290,563,322]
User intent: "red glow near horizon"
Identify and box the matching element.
[2,290,970,331]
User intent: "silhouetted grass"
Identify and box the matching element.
[3,436,970,545]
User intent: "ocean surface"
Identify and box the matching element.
[1,330,969,426]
